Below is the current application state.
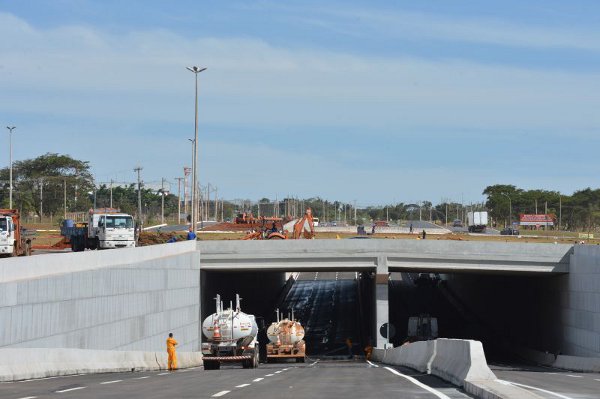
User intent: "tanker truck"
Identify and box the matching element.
[201,294,259,370]
[266,309,306,363]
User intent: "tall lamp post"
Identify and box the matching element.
[6,126,16,209]
[186,66,207,232]
[501,193,512,228]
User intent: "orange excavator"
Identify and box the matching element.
[242,208,315,240]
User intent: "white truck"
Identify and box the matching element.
[64,208,136,251]
[202,294,260,370]
[467,211,488,233]
[0,209,33,256]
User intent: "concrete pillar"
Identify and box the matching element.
[375,255,389,349]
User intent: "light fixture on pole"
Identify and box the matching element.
[6,126,16,209]
[186,65,207,232]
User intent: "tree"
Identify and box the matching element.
[0,153,94,217]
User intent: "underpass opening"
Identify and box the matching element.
[389,270,562,362]
[201,270,376,361]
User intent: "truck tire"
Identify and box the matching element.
[24,242,32,256]
[251,352,259,369]
[10,244,17,257]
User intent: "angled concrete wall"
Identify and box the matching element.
[0,241,200,352]
[556,244,600,357]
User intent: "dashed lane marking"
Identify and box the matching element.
[235,384,250,388]
[265,374,274,377]
[566,375,582,378]
[384,367,451,399]
[309,360,319,367]
[55,387,86,393]
[366,360,379,368]
[212,390,230,397]
[253,378,264,382]
[157,372,170,376]
[499,380,574,399]
[100,380,122,384]
[134,376,150,380]
[594,378,600,382]
[282,368,289,371]
[17,397,36,399]
[275,371,282,374]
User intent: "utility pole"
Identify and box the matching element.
[134,167,143,228]
[6,126,16,209]
[214,186,218,221]
[161,178,166,225]
[354,200,357,225]
[39,179,43,223]
[445,203,448,226]
[559,194,562,231]
[175,177,183,224]
[110,179,113,208]
[63,179,67,219]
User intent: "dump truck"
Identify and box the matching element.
[266,309,306,362]
[0,209,33,257]
[201,294,260,370]
[467,211,488,233]
[62,208,136,252]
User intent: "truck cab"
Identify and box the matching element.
[0,216,15,255]
[88,210,135,249]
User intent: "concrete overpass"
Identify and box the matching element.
[198,240,572,274]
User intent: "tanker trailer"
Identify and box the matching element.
[266,309,306,362]
[201,294,259,370]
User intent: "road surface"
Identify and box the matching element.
[0,360,473,399]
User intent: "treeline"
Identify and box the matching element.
[2,154,600,231]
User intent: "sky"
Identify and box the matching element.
[1,0,599,206]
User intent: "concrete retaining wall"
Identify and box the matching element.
[0,348,203,382]
[0,241,201,352]
[555,245,600,357]
[431,339,496,387]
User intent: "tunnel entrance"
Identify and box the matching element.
[201,270,375,359]
[389,271,560,361]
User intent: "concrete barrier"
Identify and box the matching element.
[0,348,203,382]
[515,346,600,373]
[431,338,496,387]
[374,339,540,399]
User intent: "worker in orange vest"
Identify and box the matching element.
[167,332,178,371]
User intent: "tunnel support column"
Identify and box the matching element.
[375,255,390,349]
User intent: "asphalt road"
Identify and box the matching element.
[0,360,473,399]
[491,362,600,399]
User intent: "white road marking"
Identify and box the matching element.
[366,360,379,368]
[384,367,451,399]
[595,378,600,382]
[275,371,282,373]
[100,380,122,384]
[282,368,289,371]
[265,374,274,376]
[157,372,170,376]
[212,390,230,397]
[566,374,582,378]
[55,387,86,393]
[17,397,37,399]
[134,376,150,380]
[235,383,251,388]
[309,360,319,367]
[499,380,574,399]
[253,378,264,382]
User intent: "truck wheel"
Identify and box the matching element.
[25,242,32,256]
[251,352,259,369]
[10,244,17,257]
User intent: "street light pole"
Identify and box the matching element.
[6,126,16,208]
[186,66,207,232]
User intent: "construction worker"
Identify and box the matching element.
[364,343,373,361]
[167,332,178,371]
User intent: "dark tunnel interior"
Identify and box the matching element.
[201,269,561,362]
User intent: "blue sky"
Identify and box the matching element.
[1,1,599,205]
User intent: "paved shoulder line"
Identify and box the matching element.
[498,380,574,399]
[384,367,451,399]
[366,360,379,368]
